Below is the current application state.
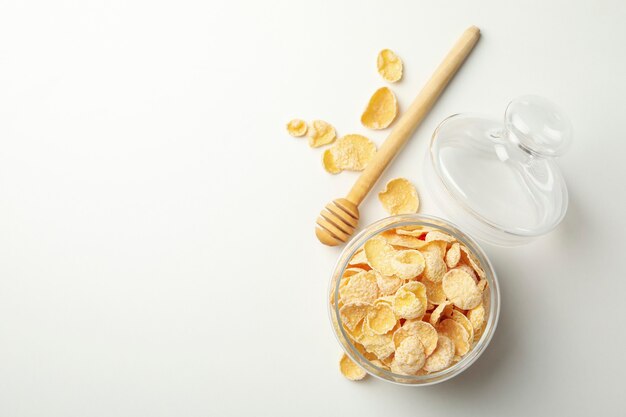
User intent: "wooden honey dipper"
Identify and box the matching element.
[316,26,481,246]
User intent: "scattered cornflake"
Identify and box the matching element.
[377,49,403,83]
[322,134,377,174]
[442,269,482,310]
[378,178,420,215]
[361,87,398,129]
[339,353,367,381]
[322,150,341,174]
[307,120,336,148]
[286,119,307,137]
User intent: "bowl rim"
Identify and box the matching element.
[328,213,501,386]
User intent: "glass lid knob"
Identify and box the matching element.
[504,95,572,158]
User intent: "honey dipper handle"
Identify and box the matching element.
[346,26,480,206]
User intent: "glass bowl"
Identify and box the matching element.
[328,214,500,385]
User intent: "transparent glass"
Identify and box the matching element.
[328,214,500,386]
[424,95,572,246]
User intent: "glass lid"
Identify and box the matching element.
[425,95,572,246]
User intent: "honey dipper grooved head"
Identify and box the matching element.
[315,198,359,246]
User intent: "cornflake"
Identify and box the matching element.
[377,49,403,82]
[468,304,486,338]
[348,249,368,266]
[390,250,425,279]
[364,235,398,277]
[396,227,430,237]
[392,289,425,320]
[307,120,336,148]
[450,309,474,342]
[376,273,403,296]
[366,302,397,334]
[361,87,398,129]
[442,269,482,310]
[343,267,366,278]
[339,270,379,304]
[422,278,447,305]
[454,263,478,282]
[421,240,447,258]
[429,301,453,327]
[378,178,420,215]
[460,245,486,279]
[423,335,455,372]
[445,242,461,268]
[381,230,427,249]
[360,322,395,359]
[422,251,447,283]
[286,119,307,137]
[340,302,370,331]
[391,335,425,375]
[323,134,377,174]
[339,353,367,381]
[393,320,438,356]
[438,319,470,356]
[425,231,455,243]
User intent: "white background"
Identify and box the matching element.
[1,1,625,416]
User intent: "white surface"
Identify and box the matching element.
[1,1,625,416]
